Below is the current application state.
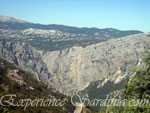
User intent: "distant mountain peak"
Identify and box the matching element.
[0,15,27,23]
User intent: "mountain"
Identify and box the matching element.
[0,15,27,23]
[0,15,142,36]
[0,15,149,98]
[43,33,150,95]
[0,15,143,51]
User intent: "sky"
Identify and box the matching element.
[0,0,149,32]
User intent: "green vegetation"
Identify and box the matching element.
[98,51,150,113]
[0,36,107,51]
[80,78,128,100]
[0,58,75,113]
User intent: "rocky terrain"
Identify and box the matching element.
[0,15,142,51]
[0,41,51,83]
[0,15,149,97]
[43,33,150,95]
[1,33,149,97]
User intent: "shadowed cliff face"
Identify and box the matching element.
[0,41,51,83]
[43,33,150,95]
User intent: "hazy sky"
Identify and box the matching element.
[0,0,149,32]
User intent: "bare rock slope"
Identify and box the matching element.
[43,33,150,95]
[0,41,51,83]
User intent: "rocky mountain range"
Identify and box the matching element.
[0,15,142,36]
[0,15,150,97]
[0,15,143,51]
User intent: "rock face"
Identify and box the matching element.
[43,33,150,95]
[0,33,149,96]
[0,41,51,83]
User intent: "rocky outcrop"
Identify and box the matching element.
[43,33,150,95]
[0,41,51,83]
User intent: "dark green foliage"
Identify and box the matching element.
[0,58,17,70]
[0,58,75,113]
[27,37,107,51]
[80,77,128,101]
[79,78,128,111]
[99,51,150,113]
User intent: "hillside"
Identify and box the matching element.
[98,51,150,113]
[0,41,51,83]
[0,58,75,113]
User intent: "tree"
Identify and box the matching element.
[99,51,150,113]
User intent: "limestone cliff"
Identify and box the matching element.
[43,33,150,95]
[0,41,51,83]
